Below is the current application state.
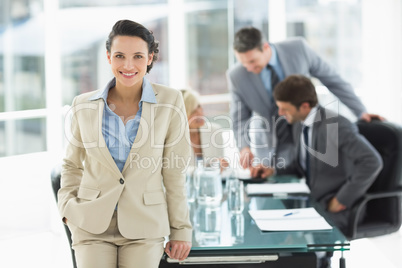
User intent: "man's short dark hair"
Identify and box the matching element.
[273,75,318,108]
[233,26,264,53]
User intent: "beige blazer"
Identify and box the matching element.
[58,82,192,242]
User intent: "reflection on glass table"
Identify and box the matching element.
[194,205,222,246]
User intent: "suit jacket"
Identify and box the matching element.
[227,37,367,153]
[275,106,383,229]
[58,82,192,242]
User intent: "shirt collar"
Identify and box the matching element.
[88,77,157,104]
[268,44,279,67]
[302,106,319,127]
[141,77,157,104]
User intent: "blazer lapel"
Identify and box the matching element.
[274,43,292,77]
[247,72,272,111]
[89,99,122,176]
[122,87,158,173]
[292,122,302,150]
[307,106,325,186]
[292,122,305,176]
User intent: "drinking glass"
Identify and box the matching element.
[196,162,222,206]
[227,179,244,214]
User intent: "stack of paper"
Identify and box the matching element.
[246,182,310,195]
[249,207,332,231]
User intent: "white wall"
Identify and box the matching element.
[361,0,402,124]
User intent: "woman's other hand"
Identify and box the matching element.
[165,240,192,261]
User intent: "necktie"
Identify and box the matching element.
[267,65,280,104]
[267,65,280,90]
[303,126,310,184]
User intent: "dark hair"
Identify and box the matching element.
[233,26,264,53]
[273,75,318,109]
[106,20,159,73]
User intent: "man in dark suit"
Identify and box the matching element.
[252,75,383,233]
[227,26,383,169]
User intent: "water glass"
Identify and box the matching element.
[196,164,223,206]
[222,168,237,192]
[227,179,244,214]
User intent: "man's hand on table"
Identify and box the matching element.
[249,164,275,179]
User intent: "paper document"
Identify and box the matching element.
[249,207,333,231]
[246,182,310,195]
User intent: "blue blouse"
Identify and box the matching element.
[89,77,157,172]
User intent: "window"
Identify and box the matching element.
[286,0,362,88]
[185,0,269,119]
[0,0,46,156]
[0,0,401,158]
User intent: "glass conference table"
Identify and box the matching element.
[160,177,350,267]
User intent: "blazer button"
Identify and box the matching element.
[120,178,124,184]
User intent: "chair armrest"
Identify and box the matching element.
[347,188,402,239]
[363,189,402,201]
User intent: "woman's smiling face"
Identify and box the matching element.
[107,35,153,89]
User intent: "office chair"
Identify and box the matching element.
[346,119,402,240]
[50,163,77,268]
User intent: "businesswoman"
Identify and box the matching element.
[58,20,192,268]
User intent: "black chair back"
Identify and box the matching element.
[348,120,402,239]
[358,120,402,193]
[51,164,77,268]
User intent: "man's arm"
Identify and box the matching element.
[301,38,367,118]
[333,118,383,208]
[227,70,254,167]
